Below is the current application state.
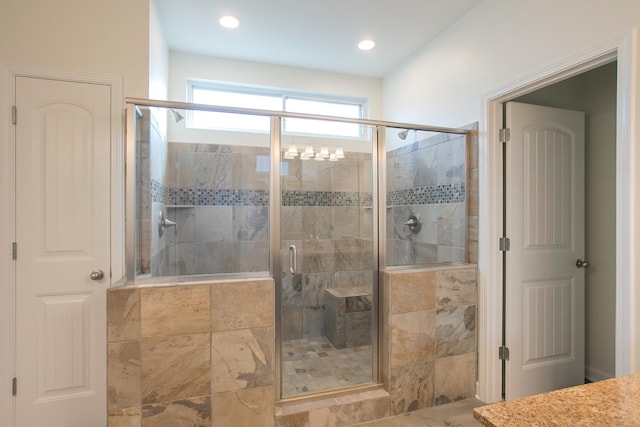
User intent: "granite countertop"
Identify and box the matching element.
[473,374,640,426]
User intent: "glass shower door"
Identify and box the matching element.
[279,120,377,397]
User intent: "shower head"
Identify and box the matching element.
[170,109,184,123]
[398,129,409,140]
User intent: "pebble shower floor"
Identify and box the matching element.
[281,337,372,396]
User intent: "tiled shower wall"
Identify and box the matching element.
[152,142,271,276]
[386,132,468,265]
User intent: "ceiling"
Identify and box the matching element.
[153,0,482,78]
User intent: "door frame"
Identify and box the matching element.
[0,65,123,425]
[477,29,640,403]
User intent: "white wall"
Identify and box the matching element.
[383,0,640,127]
[0,0,150,97]
[149,0,169,101]
[169,51,383,118]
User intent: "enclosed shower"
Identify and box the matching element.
[125,99,469,401]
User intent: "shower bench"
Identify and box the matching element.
[324,287,372,349]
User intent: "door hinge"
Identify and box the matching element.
[499,237,510,252]
[499,128,510,143]
[12,106,17,125]
[12,377,17,396]
[12,242,17,260]
[499,346,510,361]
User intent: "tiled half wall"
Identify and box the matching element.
[381,265,478,415]
[107,279,276,426]
[107,263,477,426]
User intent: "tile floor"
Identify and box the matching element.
[281,336,373,397]
[354,398,485,426]
[281,337,483,426]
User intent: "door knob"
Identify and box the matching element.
[90,269,105,281]
[576,259,590,269]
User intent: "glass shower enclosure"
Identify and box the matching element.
[125,98,469,401]
[277,119,377,397]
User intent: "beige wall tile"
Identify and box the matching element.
[108,341,141,410]
[275,411,309,427]
[141,333,210,404]
[435,268,477,309]
[211,385,275,427]
[382,273,391,326]
[140,285,211,338]
[308,394,390,426]
[142,396,211,427]
[108,288,140,343]
[381,323,391,391]
[390,310,436,367]
[108,407,141,427]
[467,216,478,264]
[434,353,477,405]
[390,271,436,314]
[211,327,274,393]
[211,280,273,331]
[436,305,476,357]
[468,167,479,218]
[390,361,435,415]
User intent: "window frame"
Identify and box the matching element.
[187,80,369,139]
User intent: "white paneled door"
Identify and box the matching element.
[505,102,585,399]
[14,76,110,427]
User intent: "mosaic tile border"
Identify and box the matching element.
[152,180,463,207]
[387,183,465,206]
[151,179,172,204]
[282,190,372,207]
[151,179,269,206]
[152,179,372,207]
[173,188,270,206]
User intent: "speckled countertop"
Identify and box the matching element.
[473,374,640,426]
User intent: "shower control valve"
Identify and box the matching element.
[404,213,422,234]
[158,210,177,237]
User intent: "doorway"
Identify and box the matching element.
[501,62,617,399]
[513,62,618,385]
[476,39,639,403]
[1,66,122,427]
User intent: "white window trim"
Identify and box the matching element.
[186,79,369,139]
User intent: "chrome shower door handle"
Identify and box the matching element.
[289,244,297,275]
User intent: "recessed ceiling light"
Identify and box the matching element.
[358,39,376,50]
[219,15,240,29]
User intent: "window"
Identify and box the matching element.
[188,81,366,138]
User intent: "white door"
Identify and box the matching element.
[505,102,585,399]
[14,76,110,427]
